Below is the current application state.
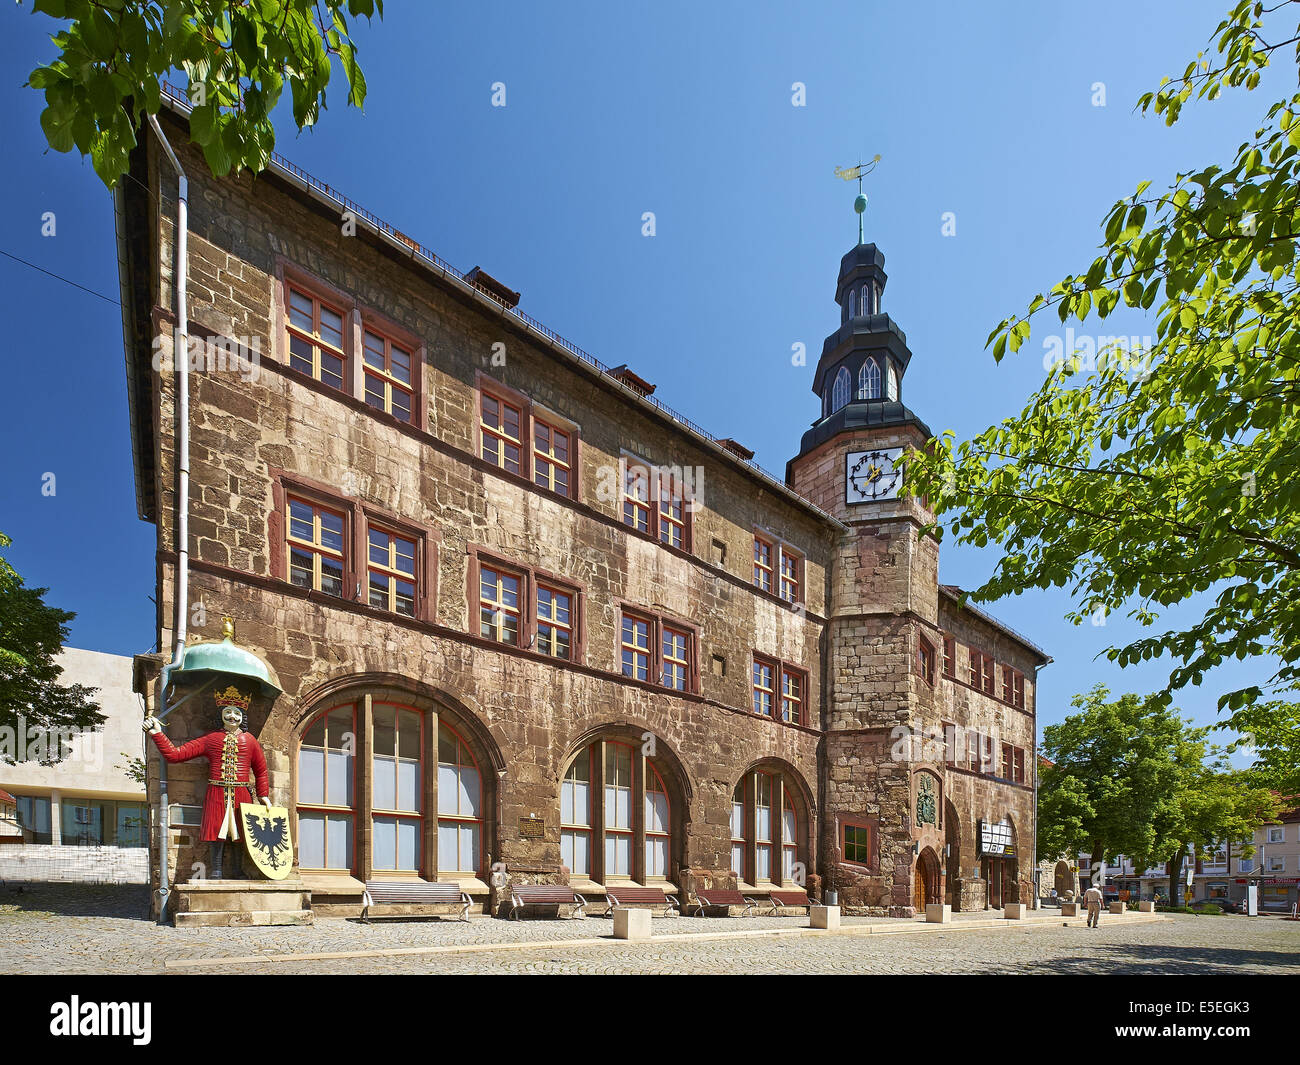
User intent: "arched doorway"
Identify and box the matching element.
[914,847,940,911]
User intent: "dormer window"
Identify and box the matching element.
[858,358,881,400]
[831,367,851,412]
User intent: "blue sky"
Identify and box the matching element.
[0,1,1284,740]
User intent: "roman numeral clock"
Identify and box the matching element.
[846,448,904,504]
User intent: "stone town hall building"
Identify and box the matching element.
[118,99,1047,920]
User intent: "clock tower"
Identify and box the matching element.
[786,239,944,915]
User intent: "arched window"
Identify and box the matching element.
[858,358,881,400]
[297,704,356,871]
[846,287,857,319]
[886,361,898,401]
[296,698,489,879]
[730,766,808,886]
[861,285,872,317]
[560,737,675,883]
[437,720,482,874]
[830,367,851,412]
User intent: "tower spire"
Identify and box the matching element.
[834,154,881,245]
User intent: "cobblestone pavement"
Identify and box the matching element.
[2,883,1298,974]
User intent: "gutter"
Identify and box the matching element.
[146,114,191,925]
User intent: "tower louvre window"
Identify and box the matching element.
[830,367,851,412]
[858,358,881,400]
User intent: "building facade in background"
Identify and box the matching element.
[117,95,1048,918]
[0,647,149,883]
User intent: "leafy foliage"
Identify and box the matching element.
[0,533,104,762]
[24,0,383,187]
[907,2,1300,754]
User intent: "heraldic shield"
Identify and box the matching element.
[240,803,294,880]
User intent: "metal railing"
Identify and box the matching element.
[154,81,829,517]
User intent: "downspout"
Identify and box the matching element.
[148,113,189,925]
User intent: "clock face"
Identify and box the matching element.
[846,448,904,503]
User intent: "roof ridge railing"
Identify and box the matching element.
[155,81,824,512]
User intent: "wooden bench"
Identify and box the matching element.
[765,888,811,915]
[692,888,758,917]
[602,885,680,917]
[508,883,589,920]
[361,881,472,923]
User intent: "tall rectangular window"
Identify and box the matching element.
[533,421,571,495]
[662,626,689,691]
[561,750,592,877]
[942,636,955,678]
[780,668,804,725]
[367,525,417,617]
[779,549,801,603]
[287,497,346,597]
[755,773,773,882]
[604,744,633,877]
[362,328,413,422]
[730,783,747,881]
[659,485,686,549]
[919,639,935,686]
[752,537,773,592]
[536,585,573,660]
[623,463,651,533]
[620,614,651,682]
[843,823,872,866]
[371,704,422,873]
[286,285,346,391]
[479,565,521,645]
[752,659,775,717]
[480,393,523,475]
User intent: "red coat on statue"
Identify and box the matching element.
[151,728,269,842]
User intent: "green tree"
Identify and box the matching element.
[23,0,383,187]
[907,1,1300,783]
[0,532,104,763]
[1038,686,1187,871]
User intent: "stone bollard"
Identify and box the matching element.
[1109,901,1126,915]
[810,904,840,930]
[925,903,952,923]
[1138,900,1156,913]
[613,907,651,940]
[1004,902,1026,919]
[1060,902,1079,916]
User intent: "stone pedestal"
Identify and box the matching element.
[810,904,840,930]
[171,878,313,927]
[1060,902,1079,916]
[925,903,951,923]
[1138,900,1155,913]
[613,907,651,940]
[1004,902,1026,919]
[1108,901,1126,915]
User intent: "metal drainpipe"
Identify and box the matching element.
[147,114,189,926]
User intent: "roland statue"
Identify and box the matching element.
[143,686,272,880]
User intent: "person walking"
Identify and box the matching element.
[1084,884,1104,927]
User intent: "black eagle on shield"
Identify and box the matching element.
[242,806,292,877]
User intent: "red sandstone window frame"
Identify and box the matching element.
[941,635,955,678]
[942,721,959,767]
[285,494,349,598]
[295,702,359,876]
[532,418,572,496]
[269,471,439,623]
[752,656,776,717]
[840,817,877,871]
[619,604,699,694]
[465,547,585,663]
[474,372,581,501]
[284,280,348,392]
[752,529,805,609]
[365,522,419,618]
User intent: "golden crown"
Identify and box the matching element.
[214,685,252,711]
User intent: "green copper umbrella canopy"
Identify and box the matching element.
[171,618,282,698]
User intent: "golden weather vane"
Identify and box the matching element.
[834,153,882,244]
